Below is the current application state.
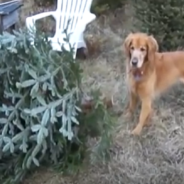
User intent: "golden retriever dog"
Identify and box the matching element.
[124,32,184,135]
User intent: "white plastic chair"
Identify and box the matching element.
[26,0,96,59]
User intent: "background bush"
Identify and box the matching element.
[0,29,113,184]
[35,0,127,16]
[133,0,184,51]
[34,0,55,7]
[91,0,127,15]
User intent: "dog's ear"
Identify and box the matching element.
[149,35,159,52]
[123,33,133,59]
[147,35,158,61]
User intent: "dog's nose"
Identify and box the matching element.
[131,58,138,66]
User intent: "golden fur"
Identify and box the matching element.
[124,32,184,135]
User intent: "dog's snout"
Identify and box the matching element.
[131,58,138,66]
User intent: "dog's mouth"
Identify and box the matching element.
[132,69,143,81]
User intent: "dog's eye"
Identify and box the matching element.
[130,46,134,50]
[140,47,146,52]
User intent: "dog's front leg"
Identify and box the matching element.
[131,96,152,135]
[125,91,138,118]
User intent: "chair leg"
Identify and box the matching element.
[77,32,87,49]
[73,49,77,59]
[73,44,78,60]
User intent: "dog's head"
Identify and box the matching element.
[124,32,158,68]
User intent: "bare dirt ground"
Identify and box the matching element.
[22,2,184,184]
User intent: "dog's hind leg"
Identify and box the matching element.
[131,96,152,135]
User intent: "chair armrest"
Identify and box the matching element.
[27,11,55,22]
[66,13,96,45]
[74,12,96,34]
[82,12,96,25]
[26,11,55,31]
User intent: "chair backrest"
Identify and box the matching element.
[55,0,93,34]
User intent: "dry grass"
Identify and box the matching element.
[23,2,184,184]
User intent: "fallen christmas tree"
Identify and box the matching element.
[0,29,114,184]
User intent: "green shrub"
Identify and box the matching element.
[34,0,54,7]
[91,0,127,15]
[0,29,113,184]
[133,0,184,51]
[34,0,127,16]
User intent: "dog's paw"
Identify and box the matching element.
[131,125,142,136]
